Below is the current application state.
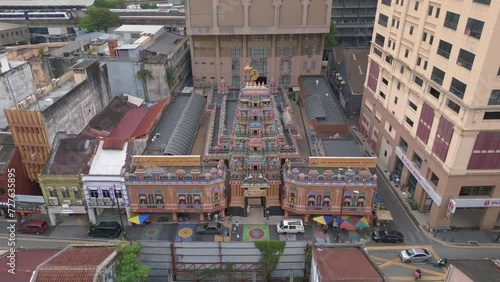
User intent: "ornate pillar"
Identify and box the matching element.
[199,213,205,224]
[244,0,249,27]
[172,212,178,224]
[301,0,309,26]
[220,209,226,221]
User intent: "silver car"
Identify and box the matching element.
[400,248,432,263]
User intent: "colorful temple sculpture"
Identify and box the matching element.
[124,65,377,224]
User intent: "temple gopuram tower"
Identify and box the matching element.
[228,65,300,216]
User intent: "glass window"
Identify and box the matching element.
[488,90,500,105]
[446,99,461,114]
[437,40,452,59]
[444,11,460,30]
[450,78,467,99]
[457,49,475,70]
[431,67,445,86]
[465,18,485,39]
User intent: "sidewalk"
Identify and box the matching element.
[349,125,500,246]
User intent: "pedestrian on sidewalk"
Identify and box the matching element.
[214,213,219,223]
[207,212,211,221]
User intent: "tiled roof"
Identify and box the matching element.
[108,108,148,139]
[36,246,116,282]
[102,138,127,150]
[0,250,60,282]
[47,137,98,175]
[82,95,138,138]
[312,248,383,282]
[132,98,169,138]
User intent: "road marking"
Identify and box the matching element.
[441,242,500,249]
[376,167,420,232]
[378,258,401,269]
[369,255,392,263]
[0,235,114,244]
[365,245,432,251]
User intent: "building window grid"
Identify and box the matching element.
[446,99,461,114]
[459,186,492,196]
[250,47,268,58]
[231,47,241,57]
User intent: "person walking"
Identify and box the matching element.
[207,212,211,221]
[214,213,219,223]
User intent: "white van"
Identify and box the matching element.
[277,219,305,234]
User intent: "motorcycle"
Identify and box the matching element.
[433,258,448,268]
[178,214,190,222]
[158,217,169,222]
[414,269,422,280]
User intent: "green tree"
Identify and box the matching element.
[140,2,157,9]
[77,7,120,33]
[255,241,285,282]
[165,68,175,88]
[136,69,153,80]
[115,242,150,282]
[324,20,337,51]
[94,0,126,8]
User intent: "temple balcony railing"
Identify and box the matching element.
[282,202,367,212]
[283,176,377,186]
[130,202,227,212]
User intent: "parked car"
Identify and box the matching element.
[88,221,122,238]
[277,219,305,234]
[196,222,223,235]
[17,220,49,235]
[372,230,404,243]
[400,248,432,263]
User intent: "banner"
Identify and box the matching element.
[132,155,201,166]
[308,157,377,168]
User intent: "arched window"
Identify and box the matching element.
[137,189,148,204]
[212,187,220,203]
[357,191,366,207]
[288,188,297,205]
[307,190,316,206]
[177,190,186,205]
[193,189,202,205]
[323,191,331,207]
[154,189,164,204]
[343,190,352,207]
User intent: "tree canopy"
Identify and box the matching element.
[115,242,150,282]
[140,2,158,9]
[324,20,337,51]
[94,0,126,9]
[77,7,120,33]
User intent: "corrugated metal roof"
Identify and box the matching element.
[132,98,169,138]
[303,95,327,121]
[164,94,207,155]
[108,108,148,139]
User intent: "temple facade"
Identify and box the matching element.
[282,158,377,225]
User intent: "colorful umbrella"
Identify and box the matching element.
[354,216,370,228]
[128,213,150,224]
[339,216,356,230]
[312,215,333,225]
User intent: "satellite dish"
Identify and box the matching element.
[251,69,260,81]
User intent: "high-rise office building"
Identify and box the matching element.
[360,0,500,230]
[185,0,332,88]
[331,0,378,47]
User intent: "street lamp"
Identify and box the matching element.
[113,185,127,240]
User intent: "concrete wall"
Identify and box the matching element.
[43,57,79,80]
[140,241,307,282]
[144,63,170,102]
[0,25,30,46]
[106,61,145,99]
[42,62,110,144]
[0,62,35,129]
